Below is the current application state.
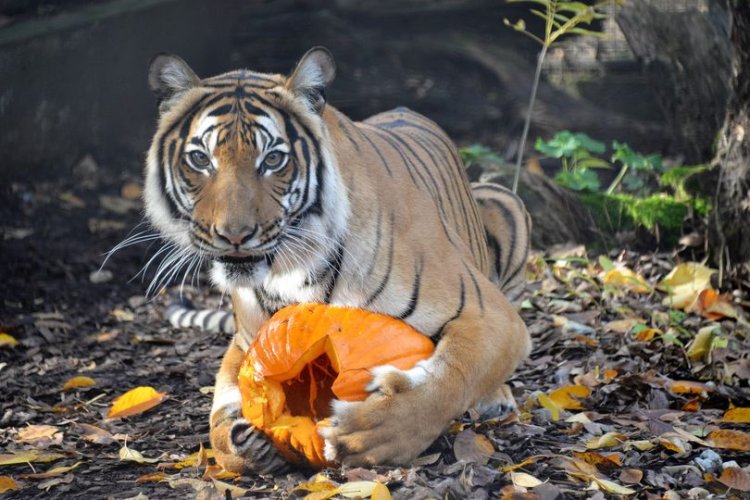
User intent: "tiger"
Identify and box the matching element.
[143,47,531,474]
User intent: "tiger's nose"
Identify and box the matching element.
[213,224,257,246]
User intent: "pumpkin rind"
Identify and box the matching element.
[238,303,434,468]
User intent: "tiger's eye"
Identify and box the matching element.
[262,151,286,171]
[189,151,211,169]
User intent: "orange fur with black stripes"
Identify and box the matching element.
[143,47,531,473]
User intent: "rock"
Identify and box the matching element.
[73,154,100,190]
[694,449,722,474]
[89,269,113,284]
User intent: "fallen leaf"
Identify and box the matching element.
[604,319,643,334]
[687,326,717,362]
[136,472,168,483]
[601,267,651,293]
[62,376,96,391]
[549,385,591,410]
[75,423,116,445]
[619,468,643,484]
[338,481,382,498]
[633,327,661,342]
[20,461,83,479]
[511,471,543,488]
[108,386,167,419]
[722,407,750,424]
[707,429,750,451]
[590,477,636,495]
[500,455,542,472]
[121,182,143,200]
[659,435,690,454]
[453,429,494,464]
[0,476,18,493]
[623,440,655,451]
[292,474,338,494]
[718,467,750,492]
[658,262,715,310]
[0,451,65,466]
[0,333,18,348]
[695,288,738,320]
[16,425,63,447]
[371,482,391,500]
[36,473,74,491]
[202,464,239,481]
[681,398,701,412]
[119,444,160,464]
[537,392,560,421]
[160,444,214,469]
[212,478,248,497]
[572,451,621,473]
[111,309,135,322]
[669,380,712,395]
[59,192,86,208]
[586,432,626,450]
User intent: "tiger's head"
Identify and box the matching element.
[143,48,348,289]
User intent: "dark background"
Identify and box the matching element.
[0,0,671,183]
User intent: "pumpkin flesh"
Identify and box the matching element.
[238,303,434,468]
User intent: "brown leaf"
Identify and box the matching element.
[619,468,643,484]
[695,288,738,320]
[120,182,143,200]
[453,429,494,464]
[707,429,750,451]
[669,380,712,396]
[75,423,116,445]
[571,452,621,473]
[108,386,167,419]
[604,319,643,334]
[16,425,63,447]
[0,476,19,493]
[718,467,750,492]
[136,472,168,484]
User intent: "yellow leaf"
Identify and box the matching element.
[591,477,636,495]
[62,376,96,391]
[0,451,65,466]
[511,471,543,488]
[338,481,378,498]
[20,461,83,479]
[0,333,18,348]
[686,328,715,362]
[634,328,661,342]
[537,392,560,421]
[658,262,715,310]
[707,429,750,451]
[572,451,622,472]
[586,432,626,450]
[108,386,167,419]
[604,319,643,334]
[623,440,655,451]
[549,385,591,410]
[659,435,689,454]
[212,478,248,497]
[722,407,750,424]
[0,476,18,493]
[371,482,391,500]
[119,444,160,464]
[601,267,651,293]
[500,455,542,472]
[669,380,711,395]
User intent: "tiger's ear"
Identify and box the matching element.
[287,47,336,114]
[148,53,200,111]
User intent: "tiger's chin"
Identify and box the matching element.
[210,258,272,291]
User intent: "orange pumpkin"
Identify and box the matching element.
[238,303,435,468]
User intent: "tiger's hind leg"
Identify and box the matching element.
[473,383,517,419]
[471,182,531,303]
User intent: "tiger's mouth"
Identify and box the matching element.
[216,254,266,265]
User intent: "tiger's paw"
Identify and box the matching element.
[320,364,450,466]
[473,383,517,419]
[213,417,290,475]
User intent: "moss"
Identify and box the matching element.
[579,192,692,244]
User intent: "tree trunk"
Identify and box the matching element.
[616,0,730,163]
[710,1,750,276]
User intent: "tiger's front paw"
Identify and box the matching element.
[320,365,453,466]
[212,417,290,475]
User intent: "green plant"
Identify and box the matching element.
[606,141,663,194]
[534,131,609,192]
[459,144,505,168]
[504,0,616,193]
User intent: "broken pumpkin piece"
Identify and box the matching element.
[238,303,434,469]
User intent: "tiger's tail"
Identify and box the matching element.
[471,182,531,303]
[166,297,235,334]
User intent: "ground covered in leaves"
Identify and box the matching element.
[1,160,749,499]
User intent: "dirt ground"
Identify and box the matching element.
[1,158,749,499]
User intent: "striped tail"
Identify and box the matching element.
[166,298,235,334]
[471,182,532,303]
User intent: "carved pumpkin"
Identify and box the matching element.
[238,303,435,468]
